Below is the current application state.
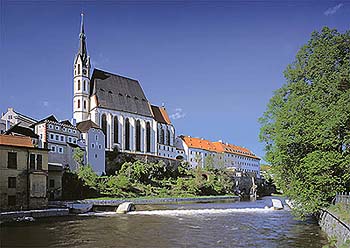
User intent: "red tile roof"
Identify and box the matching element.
[151,105,171,125]
[181,135,260,159]
[0,135,34,148]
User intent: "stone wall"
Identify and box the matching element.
[318,209,350,247]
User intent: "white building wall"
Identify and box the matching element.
[86,128,105,175]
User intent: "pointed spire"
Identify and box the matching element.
[78,12,88,63]
[80,12,85,35]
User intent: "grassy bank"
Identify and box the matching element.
[327,203,350,225]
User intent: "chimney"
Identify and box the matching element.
[71,118,77,126]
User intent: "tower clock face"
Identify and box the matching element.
[83,69,87,75]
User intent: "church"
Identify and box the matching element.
[72,14,176,159]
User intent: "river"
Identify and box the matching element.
[1,197,329,247]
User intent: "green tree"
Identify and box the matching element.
[73,147,85,167]
[204,154,214,170]
[259,27,350,217]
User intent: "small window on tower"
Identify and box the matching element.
[84,100,86,109]
[84,81,86,91]
[78,100,81,108]
[78,64,80,74]
[78,80,81,91]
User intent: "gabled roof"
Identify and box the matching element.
[90,69,153,117]
[33,115,58,126]
[60,120,72,126]
[0,135,34,148]
[151,105,171,125]
[5,123,39,138]
[212,141,260,159]
[77,120,100,133]
[12,109,37,123]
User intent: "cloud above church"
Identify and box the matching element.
[324,3,343,16]
[170,108,186,120]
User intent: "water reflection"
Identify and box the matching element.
[1,197,329,248]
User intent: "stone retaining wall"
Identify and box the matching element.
[319,209,350,247]
[1,208,69,223]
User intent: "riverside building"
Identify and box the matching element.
[177,136,261,178]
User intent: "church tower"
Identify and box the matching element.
[73,13,91,123]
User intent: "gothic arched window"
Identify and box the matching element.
[135,120,141,152]
[125,118,130,150]
[166,129,171,146]
[101,114,107,147]
[113,116,118,144]
[160,128,165,144]
[78,80,81,91]
[77,100,80,109]
[146,122,151,153]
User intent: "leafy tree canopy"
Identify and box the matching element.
[259,27,350,217]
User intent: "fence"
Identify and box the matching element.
[335,192,350,205]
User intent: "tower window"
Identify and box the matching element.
[78,80,81,91]
[78,100,81,108]
[84,81,86,91]
[83,100,86,109]
[78,64,80,74]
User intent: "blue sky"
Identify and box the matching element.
[1,0,349,162]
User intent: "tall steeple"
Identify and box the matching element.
[73,13,91,123]
[78,13,88,63]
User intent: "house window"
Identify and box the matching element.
[113,116,118,144]
[49,124,53,129]
[8,177,16,188]
[8,195,16,206]
[51,146,56,152]
[95,154,97,158]
[30,154,35,169]
[135,120,141,152]
[7,152,17,169]
[55,126,59,130]
[146,122,151,153]
[78,100,80,109]
[50,134,54,140]
[91,143,95,149]
[98,144,102,149]
[58,147,63,153]
[37,154,42,170]
[68,137,72,142]
[55,135,59,140]
[95,135,98,141]
[49,179,55,188]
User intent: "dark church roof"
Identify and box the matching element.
[77,120,100,133]
[90,69,153,117]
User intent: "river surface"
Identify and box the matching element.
[1,197,329,248]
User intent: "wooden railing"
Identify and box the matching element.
[335,192,350,205]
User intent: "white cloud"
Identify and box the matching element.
[170,108,186,120]
[324,3,343,16]
[43,101,49,107]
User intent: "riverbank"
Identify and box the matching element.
[0,208,69,224]
[319,208,350,248]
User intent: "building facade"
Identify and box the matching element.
[77,120,105,175]
[177,136,261,178]
[1,107,37,128]
[33,115,80,169]
[0,135,49,211]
